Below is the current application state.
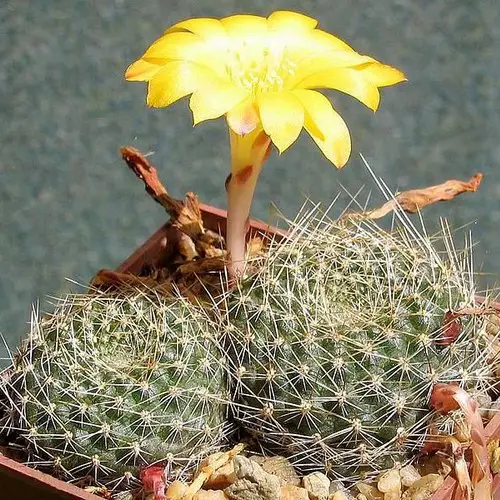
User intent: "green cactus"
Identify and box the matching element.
[1,206,498,485]
[224,210,497,479]
[0,290,229,482]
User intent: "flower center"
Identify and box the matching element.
[226,41,297,94]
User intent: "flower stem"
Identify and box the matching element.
[226,128,272,278]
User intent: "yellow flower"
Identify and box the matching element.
[127,10,404,167]
[126,11,406,276]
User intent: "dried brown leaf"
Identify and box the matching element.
[362,173,483,220]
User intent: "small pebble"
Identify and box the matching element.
[249,455,266,465]
[194,491,228,500]
[261,455,300,486]
[399,465,421,488]
[303,471,330,500]
[225,456,280,500]
[377,469,401,494]
[329,481,345,494]
[166,480,188,499]
[280,484,310,500]
[401,474,443,500]
[329,492,347,500]
[356,483,384,500]
[383,492,400,500]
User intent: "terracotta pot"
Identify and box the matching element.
[0,454,100,500]
[0,203,497,499]
[116,203,283,274]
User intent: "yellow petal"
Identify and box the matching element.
[267,11,318,32]
[227,98,260,135]
[142,31,228,79]
[189,80,248,125]
[142,32,204,63]
[147,61,214,108]
[277,30,366,88]
[303,30,357,54]
[356,62,407,87]
[288,52,376,85]
[257,92,304,153]
[125,59,162,81]
[292,89,351,168]
[221,14,268,38]
[295,67,381,111]
[165,17,227,39]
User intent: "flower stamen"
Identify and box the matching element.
[226,43,297,95]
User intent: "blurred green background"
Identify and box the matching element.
[1,0,499,360]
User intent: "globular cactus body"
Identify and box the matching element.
[0,292,229,482]
[0,208,498,484]
[225,212,496,479]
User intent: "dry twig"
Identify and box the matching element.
[354,173,483,220]
[120,146,204,238]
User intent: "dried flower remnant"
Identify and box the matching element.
[126,11,405,276]
[430,384,492,499]
[140,465,167,500]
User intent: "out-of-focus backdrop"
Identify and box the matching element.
[1,0,499,360]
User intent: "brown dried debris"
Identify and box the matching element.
[120,146,204,239]
[352,173,483,221]
[92,148,232,297]
[90,269,173,294]
[92,148,269,298]
[175,444,246,500]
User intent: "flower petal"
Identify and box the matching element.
[221,14,268,39]
[125,59,162,81]
[147,61,213,107]
[302,30,357,54]
[165,17,227,39]
[356,62,407,87]
[295,67,381,111]
[267,11,318,32]
[142,32,204,62]
[287,52,376,86]
[190,80,248,125]
[257,92,304,153]
[227,98,260,135]
[283,30,373,86]
[142,32,228,77]
[292,89,351,168]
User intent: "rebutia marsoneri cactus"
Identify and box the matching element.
[0,205,498,486]
[0,291,230,484]
[224,207,498,480]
